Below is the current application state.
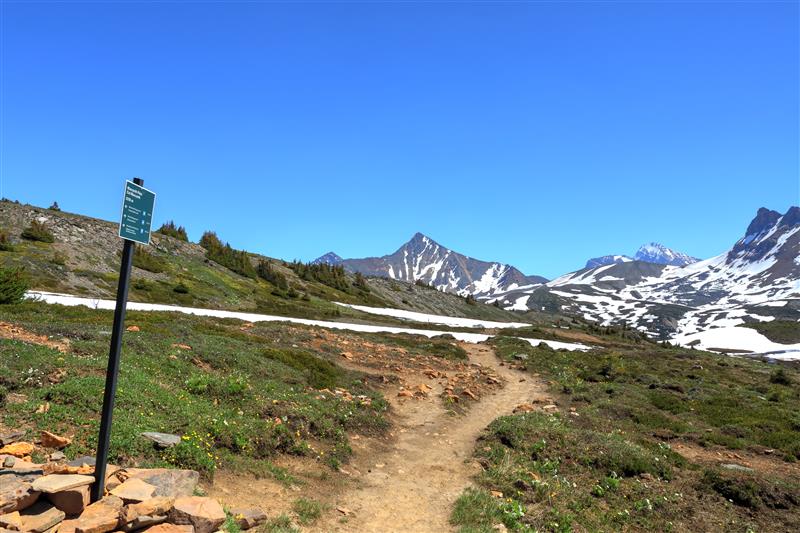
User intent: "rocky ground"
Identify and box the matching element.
[0,430,267,533]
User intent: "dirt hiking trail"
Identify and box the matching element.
[312,343,550,533]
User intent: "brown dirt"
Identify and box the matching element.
[0,321,69,352]
[671,441,800,479]
[541,327,609,345]
[310,343,550,533]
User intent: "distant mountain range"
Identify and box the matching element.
[315,232,547,298]
[315,207,800,338]
[585,243,699,268]
[494,206,800,338]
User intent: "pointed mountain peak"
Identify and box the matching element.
[634,243,698,266]
[745,207,782,238]
[311,252,343,265]
[779,206,800,228]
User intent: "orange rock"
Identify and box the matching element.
[145,524,194,533]
[462,389,478,401]
[72,495,123,533]
[125,325,140,332]
[41,431,71,449]
[171,343,192,350]
[168,496,225,533]
[512,403,535,414]
[397,390,413,398]
[0,442,34,458]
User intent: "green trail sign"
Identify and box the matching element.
[118,180,156,245]
[94,177,154,502]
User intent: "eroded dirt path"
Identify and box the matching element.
[312,343,551,533]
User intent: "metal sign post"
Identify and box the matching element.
[91,178,156,501]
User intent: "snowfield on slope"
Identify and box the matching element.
[334,302,530,329]
[673,326,800,361]
[27,292,591,351]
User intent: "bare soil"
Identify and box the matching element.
[311,343,549,533]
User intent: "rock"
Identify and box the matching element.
[120,514,168,531]
[722,463,754,473]
[229,507,267,530]
[462,389,478,401]
[0,430,25,446]
[0,478,40,513]
[73,495,123,533]
[168,497,225,533]
[0,511,22,531]
[3,456,15,468]
[32,474,95,494]
[140,433,181,449]
[124,469,199,498]
[512,403,535,414]
[145,525,194,533]
[490,490,503,498]
[109,478,156,503]
[49,451,66,462]
[120,496,174,524]
[19,501,65,533]
[397,390,413,398]
[542,404,558,411]
[512,353,528,361]
[46,485,90,515]
[40,431,71,450]
[67,457,96,468]
[492,524,508,532]
[125,326,140,332]
[0,442,34,458]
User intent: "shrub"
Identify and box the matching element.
[48,202,60,211]
[173,282,190,294]
[157,220,188,241]
[200,231,256,278]
[132,246,167,273]
[770,368,793,386]
[0,231,13,251]
[353,272,369,292]
[288,261,350,292]
[21,220,54,243]
[0,267,28,304]
[257,260,289,290]
[51,252,67,266]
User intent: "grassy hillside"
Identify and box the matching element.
[0,301,400,476]
[451,337,800,532]
[0,200,529,324]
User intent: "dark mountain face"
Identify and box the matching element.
[585,255,632,269]
[317,233,547,298]
[311,252,343,266]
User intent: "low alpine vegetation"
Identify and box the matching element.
[21,220,55,243]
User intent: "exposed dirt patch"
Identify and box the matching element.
[310,343,551,533]
[0,321,69,352]
[672,441,800,480]
[541,327,608,345]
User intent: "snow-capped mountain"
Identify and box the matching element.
[633,242,699,266]
[584,244,697,269]
[585,255,632,269]
[488,206,800,339]
[311,252,343,266]
[314,232,547,298]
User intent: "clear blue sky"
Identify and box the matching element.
[1,1,797,278]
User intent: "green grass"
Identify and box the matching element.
[745,320,800,344]
[292,497,325,525]
[0,301,389,479]
[451,336,800,532]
